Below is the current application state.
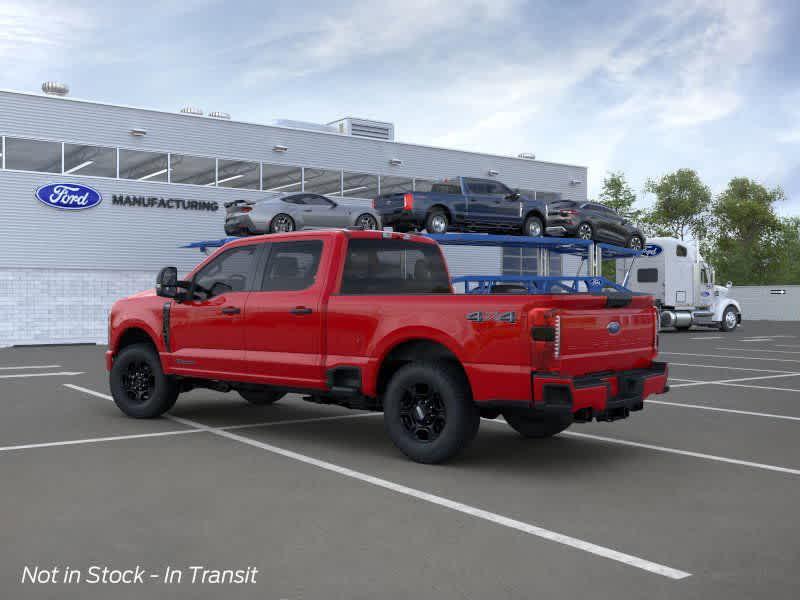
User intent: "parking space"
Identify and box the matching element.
[2,322,800,599]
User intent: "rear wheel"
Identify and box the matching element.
[110,344,179,418]
[504,412,572,438]
[238,389,286,405]
[576,222,594,240]
[383,362,479,464]
[523,215,544,237]
[355,213,379,230]
[270,213,295,233]
[425,209,449,234]
[720,306,739,332]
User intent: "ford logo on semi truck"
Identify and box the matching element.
[35,183,103,210]
[642,244,663,257]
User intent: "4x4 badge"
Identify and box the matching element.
[466,311,517,323]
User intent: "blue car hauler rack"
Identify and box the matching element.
[424,233,641,294]
[182,233,641,294]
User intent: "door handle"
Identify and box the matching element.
[221,306,241,315]
[303,209,312,212]
[290,306,313,315]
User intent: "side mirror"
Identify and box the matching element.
[156,267,178,298]
[726,281,733,288]
[506,190,521,201]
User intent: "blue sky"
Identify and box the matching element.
[3,0,799,215]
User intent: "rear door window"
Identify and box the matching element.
[261,241,323,291]
[341,239,451,294]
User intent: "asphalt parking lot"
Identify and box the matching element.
[2,322,800,599]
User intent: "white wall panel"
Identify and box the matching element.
[727,286,800,321]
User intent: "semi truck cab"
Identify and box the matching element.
[621,236,742,332]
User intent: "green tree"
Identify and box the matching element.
[643,169,712,240]
[598,171,640,221]
[705,178,787,284]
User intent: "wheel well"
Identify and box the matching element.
[116,327,156,354]
[376,339,469,396]
[524,210,545,224]
[427,204,452,221]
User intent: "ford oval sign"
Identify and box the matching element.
[607,321,621,334]
[642,244,663,257]
[35,183,103,211]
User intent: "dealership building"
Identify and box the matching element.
[0,85,588,346]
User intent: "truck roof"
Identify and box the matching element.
[219,229,439,250]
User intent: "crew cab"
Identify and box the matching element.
[373,177,548,237]
[107,230,668,463]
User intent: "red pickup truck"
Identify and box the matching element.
[107,229,668,463]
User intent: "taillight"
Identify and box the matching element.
[653,307,659,352]
[560,209,578,216]
[403,193,414,211]
[530,309,560,366]
[240,207,252,213]
[372,198,377,209]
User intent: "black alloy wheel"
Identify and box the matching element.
[121,361,155,404]
[398,382,447,443]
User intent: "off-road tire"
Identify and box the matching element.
[504,411,573,438]
[238,390,286,405]
[110,343,179,418]
[383,362,479,464]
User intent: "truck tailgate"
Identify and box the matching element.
[531,297,658,376]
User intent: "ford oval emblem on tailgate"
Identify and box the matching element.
[607,321,621,334]
[35,183,103,210]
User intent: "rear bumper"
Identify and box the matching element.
[377,208,423,229]
[532,362,669,421]
[483,362,669,422]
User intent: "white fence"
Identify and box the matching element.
[731,285,800,321]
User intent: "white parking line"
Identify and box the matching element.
[647,400,800,422]
[717,347,800,355]
[775,344,800,349]
[669,372,800,388]
[688,336,722,340]
[0,364,61,370]
[0,429,203,453]
[561,431,800,477]
[660,352,800,364]
[717,382,800,394]
[666,362,796,374]
[65,384,691,580]
[0,371,84,379]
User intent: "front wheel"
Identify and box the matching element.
[110,344,179,418]
[504,412,572,438]
[383,362,479,464]
[270,213,296,233]
[720,306,739,332]
[576,222,594,240]
[523,215,544,237]
[627,235,644,250]
[355,213,379,230]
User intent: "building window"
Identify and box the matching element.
[170,154,216,186]
[341,171,379,199]
[502,248,561,276]
[304,167,342,196]
[63,143,117,177]
[4,137,61,173]
[217,159,260,189]
[119,149,169,182]
[379,176,413,196]
[262,163,302,192]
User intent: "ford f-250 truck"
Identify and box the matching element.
[373,177,548,236]
[107,229,668,463]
